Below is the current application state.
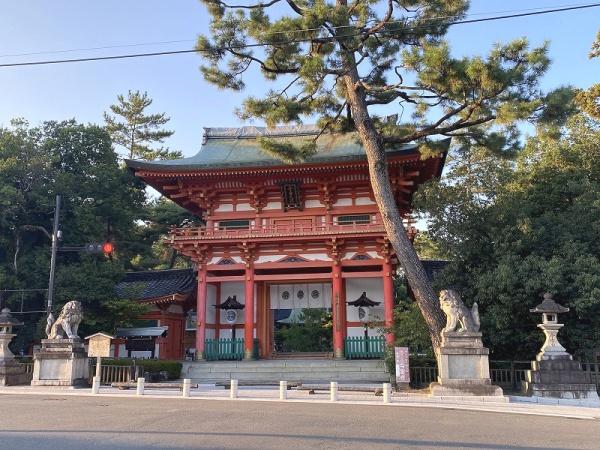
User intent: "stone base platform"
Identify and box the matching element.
[0,360,32,386]
[31,338,89,387]
[523,358,599,401]
[430,379,503,397]
[429,331,503,398]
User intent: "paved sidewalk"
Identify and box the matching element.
[1,384,599,421]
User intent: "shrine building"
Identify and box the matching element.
[125,125,447,361]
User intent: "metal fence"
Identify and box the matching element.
[204,338,245,361]
[344,336,385,359]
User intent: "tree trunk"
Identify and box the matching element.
[338,28,445,350]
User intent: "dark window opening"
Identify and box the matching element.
[281,182,302,211]
[218,219,250,230]
[337,214,371,225]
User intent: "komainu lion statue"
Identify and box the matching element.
[46,300,83,339]
[439,289,480,333]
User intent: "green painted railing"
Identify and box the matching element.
[205,338,245,361]
[344,336,385,359]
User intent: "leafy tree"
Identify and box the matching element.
[576,31,600,120]
[0,120,149,351]
[416,113,600,359]
[104,90,180,160]
[196,0,551,349]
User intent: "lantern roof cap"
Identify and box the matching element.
[216,295,245,310]
[0,308,23,327]
[347,291,381,307]
[530,293,570,314]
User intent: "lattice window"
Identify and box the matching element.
[337,214,371,225]
[218,219,250,230]
[280,182,302,211]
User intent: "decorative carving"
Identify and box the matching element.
[46,301,83,339]
[376,238,393,263]
[318,181,337,210]
[439,290,480,334]
[191,187,217,217]
[238,242,257,267]
[247,184,267,212]
[326,238,345,264]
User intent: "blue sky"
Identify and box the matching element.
[0,1,598,158]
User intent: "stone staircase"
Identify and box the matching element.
[181,359,389,384]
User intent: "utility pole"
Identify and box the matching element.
[46,195,61,319]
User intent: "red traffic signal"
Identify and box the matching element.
[101,242,114,255]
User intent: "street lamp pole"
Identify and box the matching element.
[46,195,61,319]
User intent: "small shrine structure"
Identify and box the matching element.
[126,125,447,360]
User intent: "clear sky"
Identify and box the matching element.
[1,1,598,158]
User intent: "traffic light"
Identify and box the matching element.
[101,241,114,255]
[84,243,103,253]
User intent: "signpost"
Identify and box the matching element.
[394,346,410,390]
[86,333,114,393]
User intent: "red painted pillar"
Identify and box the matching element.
[244,265,255,360]
[332,263,346,359]
[196,265,208,360]
[383,260,395,345]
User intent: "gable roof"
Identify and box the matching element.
[115,268,195,301]
[126,125,448,172]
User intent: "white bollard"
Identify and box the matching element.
[91,376,100,395]
[136,377,145,396]
[182,378,191,398]
[330,381,338,402]
[230,379,238,399]
[383,383,391,404]
[279,381,287,400]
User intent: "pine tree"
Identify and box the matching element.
[104,90,180,160]
[576,31,600,120]
[195,0,550,349]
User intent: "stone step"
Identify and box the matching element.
[181,359,389,383]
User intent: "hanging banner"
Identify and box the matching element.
[394,346,410,384]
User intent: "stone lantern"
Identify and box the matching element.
[530,293,570,361]
[0,308,31,386]
[522,293,599,401]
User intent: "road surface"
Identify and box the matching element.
[0,394,599,449]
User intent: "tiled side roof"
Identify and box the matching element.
[125,126,444,172]
[115,268,195,301]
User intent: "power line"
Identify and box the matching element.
[0,2,591,59]
[1,2,599,68]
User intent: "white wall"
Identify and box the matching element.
[345,277,385,323]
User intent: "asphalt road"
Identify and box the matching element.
[0,395,599,449]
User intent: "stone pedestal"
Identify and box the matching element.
[523,357,599,401]
[0,359,32,386]
[31,338,89,387]
[429,332,503,396]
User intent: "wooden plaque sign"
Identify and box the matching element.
[394,346,410,384]
[86,333,113,358]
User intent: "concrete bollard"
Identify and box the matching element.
[279,381,287,400]
[382,383,391,404]
[136,377,145,396]
[91,376,100,395]
[182,378,191,398]
[230,379,238,399]
[330,381,338,402]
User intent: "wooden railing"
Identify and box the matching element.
[171,221,386,240]
[205,338,245,361]
[89,363,143,385]
[344,336,385,359]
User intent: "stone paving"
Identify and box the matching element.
[1,384,599,421]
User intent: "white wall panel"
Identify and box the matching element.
[345,277,384,322]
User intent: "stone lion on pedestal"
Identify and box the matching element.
[439,290,480,333]
[46,300,83,339]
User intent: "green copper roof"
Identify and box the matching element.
[125,125,444,172]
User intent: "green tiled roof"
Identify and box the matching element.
[125,125,437,172]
